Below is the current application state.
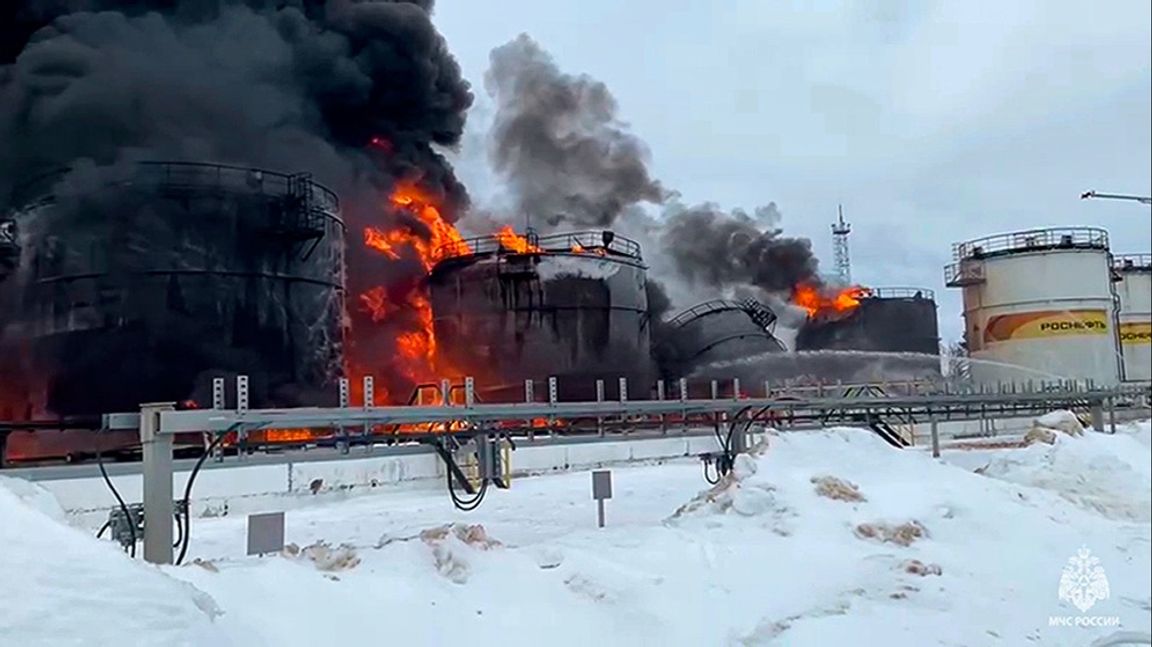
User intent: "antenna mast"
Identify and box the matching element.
[831,204,852,284]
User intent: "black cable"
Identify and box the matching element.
[705,405,771,483]
[447,464,489,511]
[96,429,136,557]
[96,520,111,539]
[176,432,227,566]
[173,511,183,549]
[702,456,720,485]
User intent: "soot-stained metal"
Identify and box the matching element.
[0,162,345,416]
[428,230,652,400]
[796,288,940,356]
[654,299,787,379]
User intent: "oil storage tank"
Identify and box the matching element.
[654,299,785,378]
[945,227,1121,386]
[428,229,650,400]
[795,287,940,355]
[1113,254,1151,383]
[0,161,346,416]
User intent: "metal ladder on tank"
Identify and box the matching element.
[740,298,779,332]
[274,173,326,258]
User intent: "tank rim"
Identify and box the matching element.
[9,161,344,228]
[431,229,643,267]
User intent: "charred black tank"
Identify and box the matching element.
[655,299,786,378]
[0,162,345,416]
[428,230,650,400]
[796,287,940,355]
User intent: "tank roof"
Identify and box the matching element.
[863,287,936,301]
[11,161,341,222]
[1113,253,1152,272]
[950,227,1109,262]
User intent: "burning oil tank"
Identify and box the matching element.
[945,227,1121,386]
[1113,254,1151,383]
[0,161,345,417]
[654,299,786,378]
[428,230,650,400]
[796,287,940,355]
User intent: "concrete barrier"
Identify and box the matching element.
[28,432,729,520]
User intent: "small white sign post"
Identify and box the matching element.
[592,470,612,528]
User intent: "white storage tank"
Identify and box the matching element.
[1113,254,1151,383]
[945,227,1122,386]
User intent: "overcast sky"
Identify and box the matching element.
[434,0,1152,342]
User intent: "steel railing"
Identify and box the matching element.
[950,227,1109,262]
[1113,254,1152,271]
[10,161,341,218]
[864,287,936,300]
[432,229,642,264]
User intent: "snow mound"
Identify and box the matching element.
[668,449,776,519]
[975,424,1152,522]
[1035,409,1087,436]
[0,477,227,646]
[152,423,1149,646]
[282,541,361,571]
[901,559,942,576]
[853,520,928,546]
[419,523,502,584]
[811,475,866,502]
[0,474,67,522]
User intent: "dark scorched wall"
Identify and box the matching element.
[0,162,345,416]
[428,231,651,400]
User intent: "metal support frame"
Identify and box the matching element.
[107,374,1145,564]
[140,402,176,565]
[595,379,605,437]
[119,377,1144,452]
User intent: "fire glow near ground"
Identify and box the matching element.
[2,422,1150,646]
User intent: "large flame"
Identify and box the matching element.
[792,282,871,319]
[355,182,466,392]
[365,183,471,272]
[494,225,542,254]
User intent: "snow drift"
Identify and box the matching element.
[0,476,228,647]
[4,420,1150,646]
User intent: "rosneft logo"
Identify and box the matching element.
[1038,320,1107,332]
[984,310,1110,344]
[1120,322,1152,345]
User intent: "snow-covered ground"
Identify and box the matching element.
[3,420,1150,647]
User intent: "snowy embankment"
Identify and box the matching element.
[2,420,1150,646]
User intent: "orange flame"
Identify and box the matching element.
[792,282,871,319]
[570,242,606,256]
[354,182,479,399]
[261,428,316,443]
[494,225,542,254]
[366,184,472,273]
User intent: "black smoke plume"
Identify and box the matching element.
[0,0,473,413]
[483,35,824,305]
[660,202,822,295]
[484,34,667,230]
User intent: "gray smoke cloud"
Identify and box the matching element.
[484,34,668,230]
[481,34,827,309]
[660,202,822,295]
